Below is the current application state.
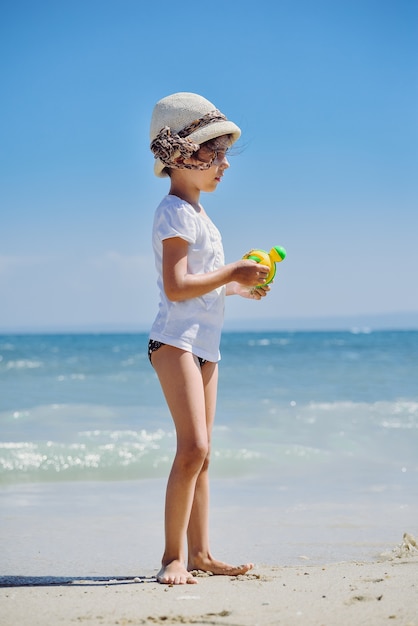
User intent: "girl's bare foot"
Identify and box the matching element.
[157,560,198,585]
[188,555,254,576]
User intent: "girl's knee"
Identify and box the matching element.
[200,449,211,473]
[200,454,210,472]
[177,443,208,473]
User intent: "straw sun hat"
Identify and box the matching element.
[150,92,241,177]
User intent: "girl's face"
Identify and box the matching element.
[181,135,231,193]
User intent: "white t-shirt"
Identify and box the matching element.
[149,194,226,362]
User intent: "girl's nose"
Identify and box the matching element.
[217,153,230,169]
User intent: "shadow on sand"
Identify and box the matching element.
[0,575,156,587]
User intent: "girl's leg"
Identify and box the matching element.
[186,361,218,566]
[186,362,254,576]
[151,345,208,585]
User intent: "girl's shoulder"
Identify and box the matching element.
[157,194,188,209]
[156,195,198,219]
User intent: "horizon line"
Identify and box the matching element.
[1,311,417,335]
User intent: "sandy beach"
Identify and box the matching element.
[1,552,418,626]
[1,478,418,625]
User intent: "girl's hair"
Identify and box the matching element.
[196,134,232,153]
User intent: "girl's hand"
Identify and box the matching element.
[227,282,271,299]
[231,259,270,286]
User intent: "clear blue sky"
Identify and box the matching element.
[1,0,417,331]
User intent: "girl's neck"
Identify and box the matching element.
[169,182,202,212]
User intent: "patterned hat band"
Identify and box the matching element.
[150,110,227,170]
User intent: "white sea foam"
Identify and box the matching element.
[6,359,43,369]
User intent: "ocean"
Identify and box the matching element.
[1,330,417,487]
[1,330,417,572]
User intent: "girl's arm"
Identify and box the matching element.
[162,237,269,302]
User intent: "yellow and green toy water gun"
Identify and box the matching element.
[242,245,286,287]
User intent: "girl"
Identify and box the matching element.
[148,92,270,585]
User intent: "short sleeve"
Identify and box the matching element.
[154,199,198,245]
